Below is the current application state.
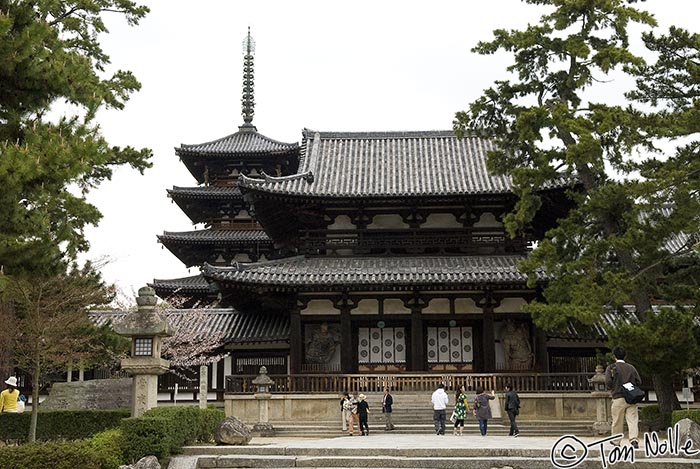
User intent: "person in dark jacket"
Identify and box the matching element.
[504,384,520,437]
[357,393,370,436]
[605,346,642,448]
[382,387,395,431]
[473,387,495,436]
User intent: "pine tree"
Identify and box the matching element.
[455,0,700,416]
[0,0,152,275]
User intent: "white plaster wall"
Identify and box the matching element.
[384,299,411,314]
[351,299,379,315]
[423,213,462,228]
[367,214,409,229]
[422,298,450,314]
[300,299,340,315]
[455,298,482,314]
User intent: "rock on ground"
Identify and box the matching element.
[215,415,252,445]
[677,418,700,449]
[119,455,160,469]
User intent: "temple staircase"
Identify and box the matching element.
[255,392,595,437]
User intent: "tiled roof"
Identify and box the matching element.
[176,130,299,157]
[150,275,211,293]
[158,229,271,245]
[238,130,571,198]
[202,255,540,287]
[90,309,288,344]
[548,309,642,342]
[168,186,243,200]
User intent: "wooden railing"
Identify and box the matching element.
[225,372,593,394]
[299,228,527,255]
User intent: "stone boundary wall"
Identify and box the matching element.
[224,392,608,423]
[40,378,132,411]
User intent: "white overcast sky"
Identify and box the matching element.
[80,0,700,301]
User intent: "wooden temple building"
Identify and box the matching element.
[151,31,608,389]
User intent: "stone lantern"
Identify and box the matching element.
[251,366,275,436]
[589,365,610,435]
[114,286,174,417]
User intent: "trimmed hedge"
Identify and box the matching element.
[639,405,672,432]
[120,417,172,463]
[143,405,199,451]
[197,407,226,442]
[0,440,105,469]
[0,410,129,442]
[89,429,126,469]
[0,430,127,469]
[671,409,700,427]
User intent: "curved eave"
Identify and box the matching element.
[158,230,272,245]
[202,256,544,293]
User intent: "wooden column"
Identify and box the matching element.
[340,307,353,373]
[290,309,302,375]
[482,308,496,372]
[410,309,424,371]
[534,327,549,372]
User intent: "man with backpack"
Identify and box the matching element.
[605,346,642,448]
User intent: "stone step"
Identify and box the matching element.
[199,455,700,469]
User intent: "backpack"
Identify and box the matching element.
[612,364,645,404]
[622,382,645,404]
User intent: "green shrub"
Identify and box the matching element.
[639,405,672,432]
[671,409,700,427]
[120,417,171,463]
[89,429,125,469]
[142,406,199,451]
[0,410,129,442]
[0,440,101,469]
[197,408,225,442]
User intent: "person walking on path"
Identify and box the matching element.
[382,387,395,431]
[344,391,360,436]
[504,384,520,437]
[473,388,495,436]
[605,346,642,448]
[340,392,350,432]
[431,383,449,435]
[357,393,370,436]
[0,376,20,413]
[452,384,469,436]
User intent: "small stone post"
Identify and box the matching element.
[114,287,174,417]
[252,366,275,436]
[589,365,610,435]
[199,364,208,409]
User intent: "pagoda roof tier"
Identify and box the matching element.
[167,186,246,224]
[168,185,243,200]
[176,130,299,158]
[150,274,211,294]
[238,130,572,199]
[158,229,271,245]
[203,255,543,291]
[158,229,274,267]
[90,308,289,346]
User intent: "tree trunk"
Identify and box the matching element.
[653,373,680,417]
[29,362,40,443]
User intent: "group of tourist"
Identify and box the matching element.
[341,387,395,436]
[337,346,641,445]
[431,383,520,437]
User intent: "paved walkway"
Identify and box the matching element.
[170,433,700,469]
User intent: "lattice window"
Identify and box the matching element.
[134,338,153,357]
[358,327,406,364]
[426,327,473,363]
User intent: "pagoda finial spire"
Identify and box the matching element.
[240,27,256,132]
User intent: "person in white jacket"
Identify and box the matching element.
[431,383,449,435]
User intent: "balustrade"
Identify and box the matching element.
[225,372,593,394]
